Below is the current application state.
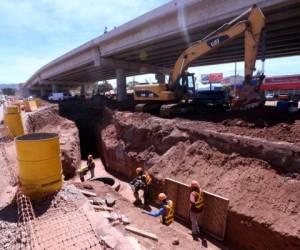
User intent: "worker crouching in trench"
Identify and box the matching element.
[144,193,175,226]
[129,167,152,208]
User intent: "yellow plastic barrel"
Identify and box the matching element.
[24,100,38,112]
[35,98,42,107]
[16,133,63,198]
[4,105,24,137]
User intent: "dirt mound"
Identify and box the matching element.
[101,111,300,250]
[180,106,300,145]
[0,139,18,209]
[24,104,81,178]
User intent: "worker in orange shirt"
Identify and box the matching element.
[189,180,204,240]
[144,193,174,225]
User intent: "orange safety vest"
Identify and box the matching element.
[142,171,152,185]
[191,190,204,213]
[162,200,174,225]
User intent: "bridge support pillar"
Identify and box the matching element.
[116,69,127,102]
[80,84,86,97]
[40,88,46,97]
[155,73,165,83]
[52,84,59,93]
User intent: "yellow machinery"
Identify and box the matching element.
[16,133,63,198]
[4,105,25,137]
[134,5,266,116]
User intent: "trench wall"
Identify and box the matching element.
[100,111,300,250]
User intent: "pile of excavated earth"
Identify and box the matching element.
[101,108,300,249]
[0,102,300,250]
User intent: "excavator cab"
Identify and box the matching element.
[177,72,196,99]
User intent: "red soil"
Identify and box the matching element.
[101,110,300,250]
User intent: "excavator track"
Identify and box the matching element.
[135,103,162,113]
[160,103,195,118]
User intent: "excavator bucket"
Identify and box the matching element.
[232,77,265,109]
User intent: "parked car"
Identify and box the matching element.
[48,92,70,101]
[265,93,275,100]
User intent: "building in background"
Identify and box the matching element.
[260,75,300,99]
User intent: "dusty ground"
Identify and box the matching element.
[0,135,19,249]
[101,109,300,250]
[0,138,18,208]
[74,180,223,250]
[71,158,225,249]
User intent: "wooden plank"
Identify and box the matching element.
[202,192,229,241]
[125,226,158,241]
[165,179,178,211]
[79,189,97,197]
[165,178,229,241]
[176,184,190,222]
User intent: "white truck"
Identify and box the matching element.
[48,92,70,101]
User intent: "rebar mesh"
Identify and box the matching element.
[15,188,104,249]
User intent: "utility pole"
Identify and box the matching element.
[234,62,237,97]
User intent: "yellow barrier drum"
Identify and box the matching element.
[16,133,63,198]
[4,105,24,137]
[24,100,38,112]
[35,98,42,107]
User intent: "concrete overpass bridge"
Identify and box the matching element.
[25,0,300,100]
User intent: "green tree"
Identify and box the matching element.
[95,81,113,95]
[2,88,15,96]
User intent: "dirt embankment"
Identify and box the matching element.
[183,106,300,145]
[101,110,300,250]
[24,104,81,178]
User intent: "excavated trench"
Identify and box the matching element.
[59,101,300,250]
[59,100,104,160]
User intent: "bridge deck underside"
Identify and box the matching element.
[33,2,300,86]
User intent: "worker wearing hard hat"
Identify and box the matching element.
[77,154,95,182]
[129,167,152,206]
[144,193,174,225]
[189,180,204,239]
[87,154,95,179]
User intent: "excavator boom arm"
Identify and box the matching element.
[170,6,265,88]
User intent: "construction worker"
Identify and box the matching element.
[77,154,95,182]
[189,180,204,240]
[144,193,174,225]
[129,167,152,206]
[87,154,95,179]
[77,165,88,182]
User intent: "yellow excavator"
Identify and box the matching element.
[133,5,266,116]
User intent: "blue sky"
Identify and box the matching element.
[1,0,300,84]
[0,0,169,83]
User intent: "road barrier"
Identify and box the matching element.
[16,133,62,198]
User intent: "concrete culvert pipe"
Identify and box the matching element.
[90,177,120,191]
[15,133,63,199]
